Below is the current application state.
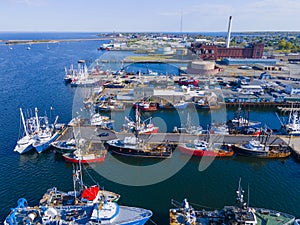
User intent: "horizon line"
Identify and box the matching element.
[0,30,300,34]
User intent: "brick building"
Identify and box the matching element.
[189,43,265,60]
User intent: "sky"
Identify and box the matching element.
[1,0,300,32]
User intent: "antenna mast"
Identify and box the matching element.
[180,9,183,33]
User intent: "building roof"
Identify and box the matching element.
[287,83,300,89]
[223,58,277,65]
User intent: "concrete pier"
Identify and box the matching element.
[58,126,290,148]
[280,136,300,160]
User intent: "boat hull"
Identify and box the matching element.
[62,153,106,163]
[233,144,291,158]
[233,144,268,157]
[139,127,159,134]
[34,132,59,154]
[178,145,234,157]
[91,206,152,225]
[107,141,174,158]
[51,142,77,153]
[14,137,34,154]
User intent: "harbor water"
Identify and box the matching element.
[0,32,300,225]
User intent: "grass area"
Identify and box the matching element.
[125,55,173,61]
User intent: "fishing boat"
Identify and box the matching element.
[230,116,262,129]
[31,108,61,153]
[95,101,125,112]
[5,163,152,225]
[64,64,75,83]
[33,130,60,154]
[177,77,199,86]
[4,198,43,225]
[39,162,120,206]
[63,141,107,163]
[173,112,203,135]
[13,108,36,154]
[283,111,300,136]
[103,81,125,88]
[51,138,77,153]
[71,77,100,87]
[106,136,174,158]
[123,107,159,135]
[233,135,291,158]
[294,219,300,225]
[209,123,229,135]
[63,150,106,163]
[178,140,234,157]
[170,178,295,225]
[134,100,158,112]
[90,202,153,225]
[227,107,261,134]
[173,100,189,109]
[90,113,114,129]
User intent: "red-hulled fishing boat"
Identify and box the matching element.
[178,140,234,157]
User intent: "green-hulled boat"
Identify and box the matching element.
[170,179,295,225]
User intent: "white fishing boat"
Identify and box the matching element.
[173,100,189,109]
[13,108,36,154]
[33,130,59,154]
[90,113,113,129]
[284,110,300,136]
[5,158,152,225]
[51,138,77,153]
[123,107,159,134]
[209,123,229,135]
[32,108,60,154]
[173,112,203,135]
[69,62,101,87]
[233,136,291,158]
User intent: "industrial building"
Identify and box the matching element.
[189,16,265,60]
[222,58,277,66]
[190,42,264,60]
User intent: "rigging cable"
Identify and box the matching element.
[149,218,158,225]
[82,164,99,186]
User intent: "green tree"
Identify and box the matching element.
[278,39,286,50]
[286,42,293,50]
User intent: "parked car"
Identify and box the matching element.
[98,132,109,137]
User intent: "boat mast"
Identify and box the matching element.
[135,106,141,130]
[187,112,191,130]
[247,183,250,207]
[236,178,246,209]
[73,164,77,200]
[79,160,84,191]
[35,107,40,132]
[20,108,29,136]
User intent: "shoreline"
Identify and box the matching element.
[0,37,116,46]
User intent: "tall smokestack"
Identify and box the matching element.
[226,16,232,48]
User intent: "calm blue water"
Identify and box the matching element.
[0,33,300,225]
[0,32,100,41]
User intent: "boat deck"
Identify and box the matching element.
[254,208,295,225]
